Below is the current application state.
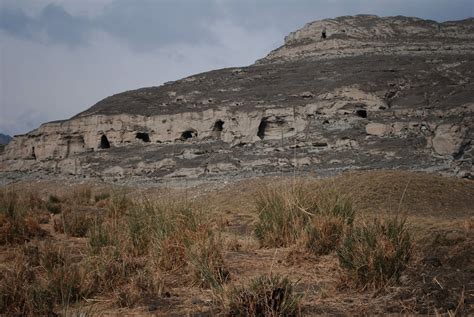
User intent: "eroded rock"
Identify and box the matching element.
[432,124,467,156]
[0,15,473,181]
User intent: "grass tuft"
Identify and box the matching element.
[54,208,95,237]
[187,234,230,289]
[0,187,47,244]
[229,273,301,316]
[337,217,412,288]
[304,215,346,255]
[254,182,354,254]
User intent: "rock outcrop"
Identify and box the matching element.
[1,15,473,181]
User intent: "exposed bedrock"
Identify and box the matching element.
[1,15,473,181]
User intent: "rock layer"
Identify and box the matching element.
[1,15,473,181]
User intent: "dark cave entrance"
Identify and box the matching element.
[99,135,110,149]
[181,129,197,141]
[257,118,268,140]
[212,120,224,138]
[31,146,36,160]
[213,120,224,132]
[355,109,367,118]
[321,29,327,39]
[136,132,150,142]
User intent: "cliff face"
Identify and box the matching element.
[259,15,474,63]
[1,15,473,181]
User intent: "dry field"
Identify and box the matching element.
[0,170,473,316]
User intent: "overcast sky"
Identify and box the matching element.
[0,0,472,136]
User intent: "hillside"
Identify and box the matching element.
[0,15,472,182]
[0,14,473,316]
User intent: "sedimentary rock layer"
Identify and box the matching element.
[1,15,473,181]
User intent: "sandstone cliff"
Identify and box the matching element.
[1,15,473,181]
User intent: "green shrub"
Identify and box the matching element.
[337,217,412,288]
[229,274,301,316]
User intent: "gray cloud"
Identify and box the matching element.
[0,3,91,46]
[0,0,473,136]
[1,0,473,50]
[97,0,220,50]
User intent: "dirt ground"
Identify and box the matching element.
[0,170,473,316]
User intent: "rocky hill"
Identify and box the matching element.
[1,15,473,182]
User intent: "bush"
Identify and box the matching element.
[254,182,354,252]
[229,274,301,316]
[337,217,412,288]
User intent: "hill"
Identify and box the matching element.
[0,15,472,182]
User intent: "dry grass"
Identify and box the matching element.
[337,217,412,289]
[254,182,312,247]
[254,181,354,256]
[228,273,301,316]
[0,187,47,245]
[0,171,472,315]
[304,215,346,255]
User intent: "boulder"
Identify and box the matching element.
[432,124,466,156]
[366,123,390,136]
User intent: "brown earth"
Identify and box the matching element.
[0,170,473,316]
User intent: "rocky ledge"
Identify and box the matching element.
[1,15,473,182]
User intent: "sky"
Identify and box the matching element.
[0,0,472,136]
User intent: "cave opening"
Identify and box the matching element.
[181,129,197,141]
[31,146,36,160]
[211,120,225,139]
[257,118,268,140]
[321,29,327,39]
[99,135,110,149]
[355,109,368,118]
[213,120,224,132]
[136,132,151,142]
